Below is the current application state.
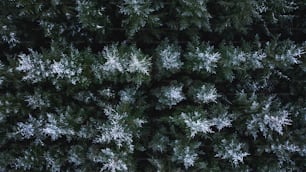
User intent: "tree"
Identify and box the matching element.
[0,0,305,171]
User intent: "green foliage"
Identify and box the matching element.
[119,0,161,37]
[0,0,305,171]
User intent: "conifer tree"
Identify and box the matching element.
[0,0,305,171]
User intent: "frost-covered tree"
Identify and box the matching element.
[0,0,305,171]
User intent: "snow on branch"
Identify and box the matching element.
[214,139,249,166]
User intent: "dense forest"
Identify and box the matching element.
[0,0,305,171]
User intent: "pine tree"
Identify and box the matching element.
[0,0,305,171]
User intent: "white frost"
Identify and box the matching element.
[195,84,218,104]
[159,84,185,107]
[100,148,128,172]
[93,107,133,149]
[181,112,214,137]
[127,52,151,75]
[102,45,124,73]
[159,45,182,70]
[264,110,292,135]
[191,46,220,73]
[215,139,249,166]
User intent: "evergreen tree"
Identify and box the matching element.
[0,0,305,171]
